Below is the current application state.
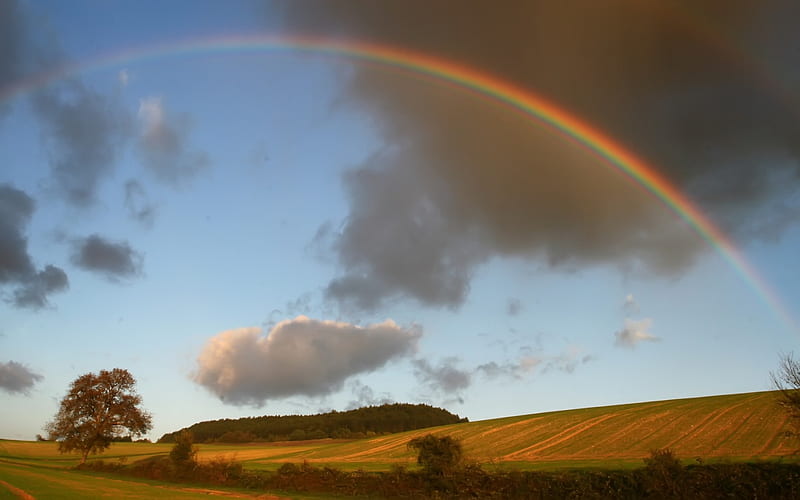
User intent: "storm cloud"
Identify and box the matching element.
[0,185,68,309]
[0,360,43,395]
[278,1,800,310]
[70,234,143,280]
[194,316,421,406]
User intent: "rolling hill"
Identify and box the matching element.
[217,391,797,469]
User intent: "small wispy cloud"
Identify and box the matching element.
[137,96,209,184]
[506,297,523,316]
[614,318,660,348]
[623,293,639,314]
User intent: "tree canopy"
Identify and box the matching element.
[159,403,466,443]
[45,368,152,463]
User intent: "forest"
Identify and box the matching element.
[157,403,467,443]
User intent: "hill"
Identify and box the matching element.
[158,403,466,443]
[217,391,796,469]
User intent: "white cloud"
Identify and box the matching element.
[614,318,659,348]
[193,316,421,406]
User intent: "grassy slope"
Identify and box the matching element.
[225,391,797,469]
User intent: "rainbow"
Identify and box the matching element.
[2,34,796,332]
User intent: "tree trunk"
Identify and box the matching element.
[81,450,89,464]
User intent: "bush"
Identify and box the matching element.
[641,448,685,497]
[169,430,197,465]
[407,434,463,476]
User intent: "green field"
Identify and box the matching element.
[1,391,796,498]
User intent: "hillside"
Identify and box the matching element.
[221,391,796,468]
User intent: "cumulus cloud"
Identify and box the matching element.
[194,316,421,406]
[615,318,660,348]
[137,96,209,184]
[70,234,143,280]
[0,360,43,395]
[0,185,68,309]
[277,1,800,311]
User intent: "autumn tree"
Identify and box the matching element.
[45,368,152,464]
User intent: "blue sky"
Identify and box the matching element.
[2,0,800,441]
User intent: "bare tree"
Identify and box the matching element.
[45,368,152,464]
[771,352,800,437]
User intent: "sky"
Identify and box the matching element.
[2,0,800,442]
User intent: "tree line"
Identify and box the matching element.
[158,403,467,443]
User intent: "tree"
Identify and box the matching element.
[407,434,463,476]
[771,352,800,436]
[45,368,152,464]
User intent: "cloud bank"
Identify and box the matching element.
[194,316,421,405]
[276,1,800,311]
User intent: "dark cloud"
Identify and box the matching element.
[12,265,68,309]
[412,357,471,394]
[0,360,43,395]
[136,96,209,184]
[32,81,132,206]
[194,316,421,406]
[71,234,143,280]
[124,180,156,227]
[278,0,800,310]
[0,184,35,281]
[0,185,68,309]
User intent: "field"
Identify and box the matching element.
[0,391,797,498]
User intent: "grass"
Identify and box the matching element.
[201,390,797,471]
[0,390,797,497]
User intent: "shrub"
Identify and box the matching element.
[169,430,197,465]
[407,434,463,476]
